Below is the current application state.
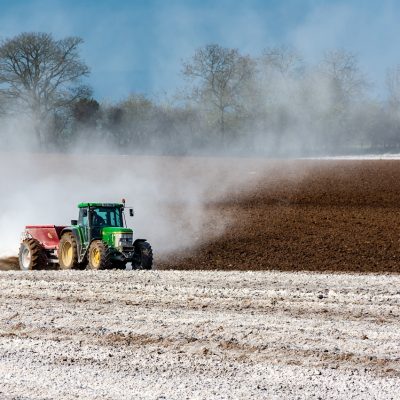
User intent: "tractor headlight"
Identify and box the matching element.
[116,233,133,248]
[119,237,131,246]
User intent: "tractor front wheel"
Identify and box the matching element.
[58,232,79,270]
[18,239,47,271]
[133,241,153,270]
[87,240,112,270]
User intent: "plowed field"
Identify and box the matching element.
[159,160,400,273]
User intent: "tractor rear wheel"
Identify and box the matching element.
[87,240,112,270]
[18,239,47,271]
[133,241,153,270]
[58,232,79,270]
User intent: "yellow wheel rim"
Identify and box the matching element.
[91,248,101,268]
[61,242,73,266]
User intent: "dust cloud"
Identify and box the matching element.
[0,150,277,265]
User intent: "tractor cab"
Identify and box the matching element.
[76,203,126,241]
[77,203,125,227]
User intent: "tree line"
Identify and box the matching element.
[1,32,400,155]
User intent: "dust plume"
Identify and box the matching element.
[0,148,279,269]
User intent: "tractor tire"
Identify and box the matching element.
[87,240,112,270]
[133,241,153,270]
[18,239,47,271]
[58,232,79,270]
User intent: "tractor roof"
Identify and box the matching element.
[78,202,124,208]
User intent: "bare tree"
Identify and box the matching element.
[321,49,367,106]
[254,46,305,153]
[0,32,90,146]
[383,66,400,147]
[73,98,100,127]
[386,66,400,112]
[118,94,155,147]
[316,50,368,150]
[260,45,303,78]
[183,44,255,142]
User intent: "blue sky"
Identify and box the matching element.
[0,0,399,101]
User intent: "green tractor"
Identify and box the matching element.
[19,201,153,270]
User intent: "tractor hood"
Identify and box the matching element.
[101,227,134,249]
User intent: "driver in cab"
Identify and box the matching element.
[92,211,106,227]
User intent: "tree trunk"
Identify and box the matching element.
[220,107,225,146]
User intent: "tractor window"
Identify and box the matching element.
[91,207,123,227]
[78,208,88,226]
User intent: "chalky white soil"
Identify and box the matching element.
[0,270,399,399]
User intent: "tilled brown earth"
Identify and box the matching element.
[0,258,18,271]
[159,160,400,273]
[0,270,399,399]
